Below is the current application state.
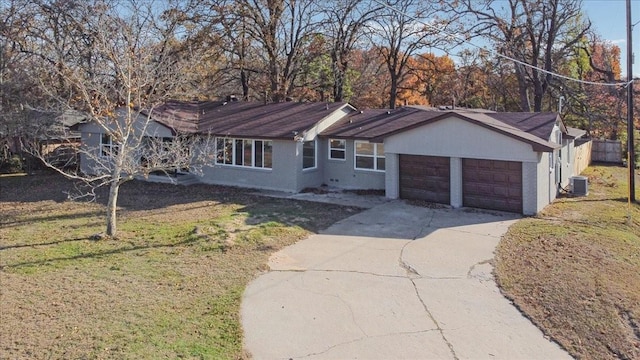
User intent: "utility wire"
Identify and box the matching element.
[371,0,633,88]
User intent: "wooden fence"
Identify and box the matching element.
[574,139,592,175]
[591,139,622,163]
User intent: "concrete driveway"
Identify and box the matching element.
[241,201,571,359]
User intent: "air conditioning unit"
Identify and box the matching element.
[570,176,588,196]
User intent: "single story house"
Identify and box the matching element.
[76,100,588,215]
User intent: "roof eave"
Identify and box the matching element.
[531,142,559,152]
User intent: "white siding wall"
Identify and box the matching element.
[78,116,175,176]
[79,132,101,174]
[560,138,573,187]
[322,139,386,190]
[385,153,399,198]
[384,117,539,162]
[450,157,463,208]
[522,161,539,215]
[297,140,325,190]
[537,152,556,211]
[199,140,300,192]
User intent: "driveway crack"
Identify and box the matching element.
[270,268,407,279]
[409,278,460,360]
[292,329,442,359]
[398,209,435,277]
[399,240,420,277]
[467,259,494,282]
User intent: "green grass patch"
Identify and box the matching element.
[0,175,361,359]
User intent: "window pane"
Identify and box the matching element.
[356,156,374,169]
[356,142,373,156]
[216,138,224,163]
[243,139,252,166]
[101,134,110,145]
[254,140,263,168]
[376,157,385,171]
[264,141,273,168]
[303,140,315,169]
[224,139,233,164]
[234,140,244,165]
[330,149,345,159]
[330,139,345,150]
[376,143,384,155]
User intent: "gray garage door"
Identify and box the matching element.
[399,155,450,204]
[463,159,522,213]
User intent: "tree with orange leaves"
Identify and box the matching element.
[397,53,455,107]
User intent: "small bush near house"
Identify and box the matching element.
[496,165,640,360]
[0,154,23,173]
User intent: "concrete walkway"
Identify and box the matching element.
[241,201,572,359]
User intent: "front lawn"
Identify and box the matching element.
[0,174,361,359]
[496,165,640,360]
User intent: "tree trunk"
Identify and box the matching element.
[515,64,531,112]
[333,70,344,102]
[389,75,398,109]
[240,68,249,101]
[106,180,120,237]
[533,86,544,112]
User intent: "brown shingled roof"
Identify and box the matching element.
[320,107,437,140]
[321,107,562,152]
[145,100,353,139]
[486,112,561,141]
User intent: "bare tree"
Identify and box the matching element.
[368,0,454,109]
[19,0,215,237]
[321,0,382,102]
[0,0,47,169]
[235,0,322,102]
[453,0,590,112]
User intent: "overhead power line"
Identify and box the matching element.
[371,0,633,88]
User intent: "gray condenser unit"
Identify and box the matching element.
[570,176,588,196]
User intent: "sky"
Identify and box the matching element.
[582,0,640,78]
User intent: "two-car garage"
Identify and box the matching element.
[345,109,564,216]
[399,155,523,213]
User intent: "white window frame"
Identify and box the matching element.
[215,137,272,169]
[100,134,119,159]
[303,139,317,170]
[354,140,385,172]
[328,139,346,160]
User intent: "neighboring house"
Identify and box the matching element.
[1,109,86,171]
[76,100,587,215]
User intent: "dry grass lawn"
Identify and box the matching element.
[495,165,640,360]
[0,174,361,359]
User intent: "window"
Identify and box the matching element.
[253,140,273,168]
[215,137,272,169]
[355,141,385,171]
[557,131,563,163]
[100,134,119,158]
[303,140,316,169]
[329,139,346,160]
